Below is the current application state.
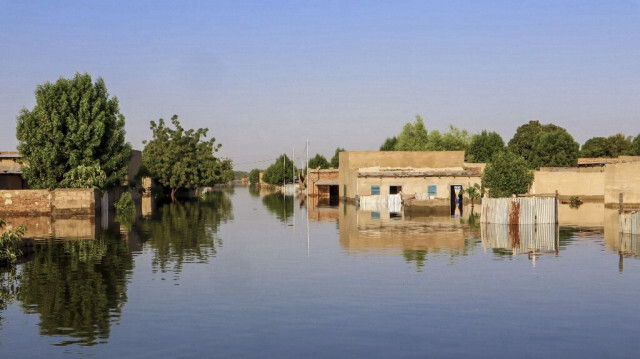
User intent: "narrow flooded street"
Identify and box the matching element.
[2,186,640,358]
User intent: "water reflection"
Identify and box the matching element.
[338,203,479,270]
[133,191,233,274]
[17,229,133,346]
[261,193,294,223]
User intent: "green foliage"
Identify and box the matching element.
[0,219,25,267]
[530,130,580,168]
[16,73,132,190]
[330,147,345,168]
[234,171,249,180]
[467,130,505,163]
[143,115,228,199]
[482,151,533,197]
[59,164,108,189]
[262,154,296,185]
[248,169,260,185]
[395,115,430,150]
[581,134,632,158]
[463,183,482,202]
[308,154,330,169]
[393,116,470,151]
[508,121,566,162]
[380,136,398,151]
[629,134,640,156]
[114,191,136,222]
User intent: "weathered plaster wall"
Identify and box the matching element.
[604,161,640,208]
[530,170,605,200]
[354,176,480,199]
[339,151,466,199]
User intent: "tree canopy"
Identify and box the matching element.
[507,121,566,162]
[482,151,533,197]
[308,154,330,169]
[467,130,505,163]
[529,130,580,168]
[262,154,296,185]
[142,115,227,201]
[16,73,131,190]
[330,147,345,168]
[580,134,632,158]
[388,116,470,152]
[248,169,260,185]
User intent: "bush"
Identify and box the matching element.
[0,219,26,267]
[114,192,136,217]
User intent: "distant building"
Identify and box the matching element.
[338,151,484,214]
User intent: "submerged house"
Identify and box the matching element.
[338,151,483,214]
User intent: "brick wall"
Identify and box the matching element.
[0,190,53,215]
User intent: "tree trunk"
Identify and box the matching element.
[171,188,178,202]
[195,188,199,197]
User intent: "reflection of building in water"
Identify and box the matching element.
[558,202,605,227]
[481,223,558,256]
[307,195,339,222]
[338,202,477,257]
[0,214,98,239]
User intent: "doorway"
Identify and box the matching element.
[390,185,402,195]
[450,185,463,216]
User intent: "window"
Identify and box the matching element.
[371,211,380,219]
[371,185,380,195]
[428,185,437,195]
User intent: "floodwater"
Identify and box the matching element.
[1,187,640,358]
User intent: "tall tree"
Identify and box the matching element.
[581,134,632,158]
[530,130,580,168]
[580,137,609,158]
[330,147,345,168]
[248,169,261,186]
[16,73,131,190]
[262,154,296,185]
[308,154,330,169]
[142,115,225,201]
[467,130,505,163]
[482,151,533,197]
[441,124,471,152]
[507,121,566,162]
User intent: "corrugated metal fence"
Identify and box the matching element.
[481,223,557,254]
[481,197,557,224]
[619,210,640,235]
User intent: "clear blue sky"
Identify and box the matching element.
[1,1,638,170]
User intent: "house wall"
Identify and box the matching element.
[339,151,466,199]
[354,176,480,199]
[530,169,605,200]
[604,161,640,208]
[308,169,339,197]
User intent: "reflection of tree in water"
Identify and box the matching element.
[248,185,260,198]
[17,229,133,346]
[262,193,294,222]
[136,191,233,274]
[403,250,428,271]
[0,268,20,336]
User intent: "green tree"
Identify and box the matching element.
[463,183,482,213]
[379,136,398,151]
[482,151,533,197]
[16,73,132,190]
[248,169,260,186]
[330,147,345,168]
[530,130,580,168]
[395,115,430,151]
[262,154,296,185]
[507,121,566,162]
[467,130,505,163]
[581,134,632,158]
[308,154,330,169]
[629,134,640,156]
[580,137,609,158]
[142,115,226,201]
[441,125,471,152]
